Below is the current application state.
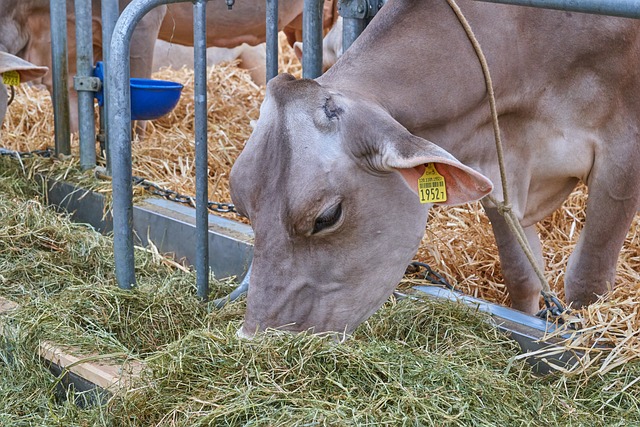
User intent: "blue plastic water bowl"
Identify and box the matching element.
[93,61,183,121]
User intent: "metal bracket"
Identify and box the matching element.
[338,0,385,20]
[73,76,101,92]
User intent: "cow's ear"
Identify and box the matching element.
[0,52,48,84]
[364,118,493,206]
[293,42,303,61]
[338,96,492,205]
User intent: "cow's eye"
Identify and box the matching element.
[312,202,343,234]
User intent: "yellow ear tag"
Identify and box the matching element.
[418,163,447,203]
[2,71,20,86]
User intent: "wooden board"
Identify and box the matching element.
[0,296,144,392]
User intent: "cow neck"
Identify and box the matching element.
[317,0,492,145]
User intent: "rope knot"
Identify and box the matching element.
[497,202,512,216]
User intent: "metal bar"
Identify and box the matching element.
[342,17,366,53]
[194,0,209,301]
[109,0,184,289]
[266,0,279,81]
[101,0,119,173]
[474,0,640,19]
[302,0,324,78]
[74,0,96,170]
[212,263,251,308]
[338,0,387,55]
[413,286,578,374]
[50,0,71,156]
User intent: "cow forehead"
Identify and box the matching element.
[254,74,344,165]
[234,77,349,220]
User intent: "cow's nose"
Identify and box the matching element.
[236,325,254,340]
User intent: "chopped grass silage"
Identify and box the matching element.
[0,156,227,356]
[105,299,640,426]
[1,159,639,426]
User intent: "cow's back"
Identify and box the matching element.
[320,0,640,131]
[158,1,305,48]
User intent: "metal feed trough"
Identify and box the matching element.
[3,0,640,396]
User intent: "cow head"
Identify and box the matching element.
[230,74,492,337]
[0,51,48,127]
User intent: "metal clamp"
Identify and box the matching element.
[338,0,385,20]
[73,76,102,92]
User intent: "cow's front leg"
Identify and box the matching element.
[484,206,543,314]
[564,173,639,308]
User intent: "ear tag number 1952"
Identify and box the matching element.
[418,163,447,204]
[2,71,20,86]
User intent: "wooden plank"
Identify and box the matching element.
[37,342,143,391]
[0,296,144,391]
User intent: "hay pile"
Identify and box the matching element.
[1,38,639,379]
[1,159,639,425]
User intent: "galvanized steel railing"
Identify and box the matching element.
[108,0,187,294]
[107,0,330,298]
[73,0,96,169]
[49,0,118,168]
[49,0,71,157]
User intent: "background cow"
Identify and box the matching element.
[230,0,640,336]
[152,40,267,85]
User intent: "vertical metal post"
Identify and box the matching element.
[194,0,209,301]
[110,0,180,290]
[50,0,71,156]
[110,10,136,290]
[74,0,96,170]
[342,18,366,53]
[302,0,323,78]
[338,0,372,53]
[101,0,119,173]
[265,0,279,82]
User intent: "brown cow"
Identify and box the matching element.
[230,0,640,336]
[152,40,267,85]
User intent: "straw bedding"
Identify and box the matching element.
[0,37,638,384]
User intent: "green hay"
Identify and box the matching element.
[110,303,537,426]
[1,159,639,426]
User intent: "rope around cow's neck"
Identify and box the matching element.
[444,0,565,315]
